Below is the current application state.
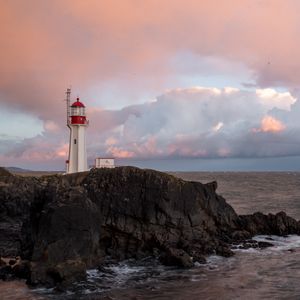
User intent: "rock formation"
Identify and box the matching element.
[0,167,299,287]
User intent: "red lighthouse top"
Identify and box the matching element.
[70,97,88,125]
[71,98,85,108]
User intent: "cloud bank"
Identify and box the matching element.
[88,87,299,159]
[1,87,300,169]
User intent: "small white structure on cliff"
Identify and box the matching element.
[65,88,89,173]
[95,158,115,168]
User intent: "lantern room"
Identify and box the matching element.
[70,97,87,125]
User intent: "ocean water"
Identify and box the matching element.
[1,172,299,300]
[172,172,300,219]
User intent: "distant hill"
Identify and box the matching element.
[5,166,33,173]
[3,166,63,177]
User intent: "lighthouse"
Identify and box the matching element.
[65,89,89,173]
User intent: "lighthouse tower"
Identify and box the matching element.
[66,89,89,173]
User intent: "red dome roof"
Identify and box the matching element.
[71,97,85,107]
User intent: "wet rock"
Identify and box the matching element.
[97,265,116,277]
[231,239,274,250]
[12,260,30,279]
[190,252,206,264]
[239,211,300,236]
[47,259,86,285]
[216,244,234,257]
[28,262,50,286]
[0,265,13,280]
[231,230,252,241]
[9,259,16,266]
[29,259,86,287]
[160,247,193,268]
[257,241,274,248]
[0,257,6,266]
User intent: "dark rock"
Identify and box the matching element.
[97,265,116,276]
[12,260,30,279]
[239,211,300,236]
[287,248,296,253]
[9,259,16,266]
[231,230,252,241]
[216,244,234,257]
[257,241,274,248]
[47,259,87,286]
[0,257,6,266]
[160,247,193,268]
[0,167,43,258]
[29,259,86,287]
[0,265,12,280]
[0,166,299,287]
[231,239,274,250]
[189,251,206,264]
[31,186,102,267]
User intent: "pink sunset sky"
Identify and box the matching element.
[1,0,300,171]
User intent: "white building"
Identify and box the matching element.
[66,89,89,173]
[95,158,115,168]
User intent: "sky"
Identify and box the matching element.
[1,0,300,171]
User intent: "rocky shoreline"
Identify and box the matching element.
[0,166,299,289]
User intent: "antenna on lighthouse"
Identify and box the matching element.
[65,88,71,127]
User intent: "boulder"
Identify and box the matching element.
[51,259,87,284]
[29,259,86,287]
[0,257,6,266]
[258,241,274,249]
[0,265,13,280]
[239,211,300,236]
[160,247,193,268]
[12,260,30,279]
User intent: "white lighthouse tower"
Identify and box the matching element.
[66,89,89,173]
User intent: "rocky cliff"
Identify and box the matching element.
[0,167,299,287]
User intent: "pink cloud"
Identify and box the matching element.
[252,115,286,133]
[1,0,300,121]
[106,146,134,158]
[260,116,286,133]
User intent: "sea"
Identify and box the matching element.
[0,172,299,300]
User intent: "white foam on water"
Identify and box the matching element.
[206,254,227,266]
[193,254,227,272]
[31,287,55,294]
[232,246,261,254]
[253,234,300,251]
[31,235,300,298]
[232,234,300,255]
[86,269,98,278]
[230,234,300,254]
[189,274,207,282]
[109,264,145,276]
[80,260,160,295]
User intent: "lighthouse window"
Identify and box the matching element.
[74,139,77,144]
